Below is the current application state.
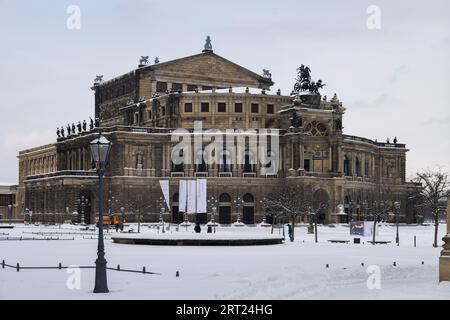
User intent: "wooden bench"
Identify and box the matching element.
[327,240,350,244]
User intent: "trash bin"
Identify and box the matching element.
[207,225,212,233]
[353,238,361,244]
[307,225,314,234]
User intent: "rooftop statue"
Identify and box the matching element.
[293,65,326,95]
[262,69,272,79]
[139,56,149,66]
[203,36,213,53]
[94,75,103,84]
[89,117,94,131]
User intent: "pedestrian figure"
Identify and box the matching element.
[115,223,119,232]
[287,224,294,242]
[194,222,201,233]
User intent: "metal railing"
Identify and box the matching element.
[1,259,161,275]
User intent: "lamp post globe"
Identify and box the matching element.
[7,204,12,221]
[90,133,111,294]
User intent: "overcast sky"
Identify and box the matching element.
[0,0,449,184]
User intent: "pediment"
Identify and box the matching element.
[149,52,273,89]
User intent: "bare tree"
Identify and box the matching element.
[308,203,328,243]
[262,184,312,241]
[260,200,286,235]
[414,168,449,247]
[366,200,390,245]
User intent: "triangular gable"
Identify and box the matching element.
[145,52,273,89]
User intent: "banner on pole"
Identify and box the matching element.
[179,180,187,213]
[159,180,170,210]
[196,179,207,213]
[187,180,197,214]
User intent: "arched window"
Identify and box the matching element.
[344,155,351,176]
[356,156,361,177]
[195,149,207,172]
[303,121,329,136]
[171,149,184,173]
[243,150,256,173]
[365,157,370,177]
[219,150,232,172]
[243,193,254,203]
[219,193,231,203]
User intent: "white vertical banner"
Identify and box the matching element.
[196,179,207,213]
[179,180,187,213]
[159,180,170,210]
[187,180,197,214]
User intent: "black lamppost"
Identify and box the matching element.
[394,201,401,246]
[233,197,243,223]
[90,133,111,294]
[208,196,218,233]
[349,201,356,222]
[363,200,369,221]
[158,197,166,233]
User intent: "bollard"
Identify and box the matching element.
[117,265,120,271]
[421,261,424,265]
[176,271,180,277]
[361,263,364,267]
[16,263,19,272]
[143,266,146,274]
[58,262,62,270]
[2,260,4,269]
[393,262,397,267]
[414,236,416,248]
[326,264,329,268]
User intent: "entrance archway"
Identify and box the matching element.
[243,193,255,224]
[313,189,330,224]
[172,193,183,224]
[219,193,231,224]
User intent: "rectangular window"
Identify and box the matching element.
[161,106,166,116]
[172,83,183,91]
[218,102,226,113]
[304,159,311,172]
[267,104,274,114]
[234,103,243,113]
[147,110,152,120]
[187,85,197,92]
[184,103,193,113]
[156,82,167,93]
[202,86,212,91]
[201,102,210,113]
[251,103,259,114]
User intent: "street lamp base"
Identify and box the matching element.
[93,258,109,293]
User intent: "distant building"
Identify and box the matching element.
[17,39,418,224]
[0,184,18,221]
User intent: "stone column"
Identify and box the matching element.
[361,153,366,177]
[299,144,305,170]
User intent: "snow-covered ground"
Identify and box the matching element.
[0,222,449,300]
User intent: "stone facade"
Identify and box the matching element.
[0,185,18,220]
[17,47,418,225]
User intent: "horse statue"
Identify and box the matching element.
[140,56,149,66]
[94,75,103,84]
[262,69,272,79]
